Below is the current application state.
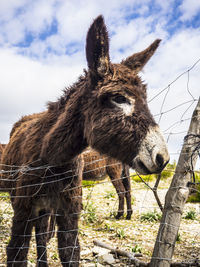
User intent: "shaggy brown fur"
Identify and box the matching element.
[0,15,167,267]
[0,144,6,159]
[46,149,131,244]
[0,145,132,219]
[82,148,132,219]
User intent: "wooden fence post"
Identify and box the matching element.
[150,98,200,267]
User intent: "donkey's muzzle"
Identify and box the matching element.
[135,156,169,175]
[131,125,170,175]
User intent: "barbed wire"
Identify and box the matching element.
[0,57,200,266]
[148,57,200,103]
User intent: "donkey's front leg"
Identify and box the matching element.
[7,209,33,267]
[56,207,80,267]
[122,165,133,220]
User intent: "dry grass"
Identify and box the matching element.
[0,176,200,266]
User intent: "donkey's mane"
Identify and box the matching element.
[47,71,88,112]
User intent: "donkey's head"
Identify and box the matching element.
[83,15,169,174]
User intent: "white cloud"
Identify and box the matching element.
[179,0,200,21]
[0,48,84,142]
[143,27,200,92]
[19,0,54,33]
[0,0,27,21]
[0,0,200,166]
[154,0,174,14]
[0,0,58,46]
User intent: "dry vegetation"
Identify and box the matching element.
[0,174,200,266]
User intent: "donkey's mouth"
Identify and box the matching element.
[135,159,169,175]
[137,160,152,175]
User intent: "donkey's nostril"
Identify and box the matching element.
[156,154,164,168]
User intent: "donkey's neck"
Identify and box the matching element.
[41,76,89,165]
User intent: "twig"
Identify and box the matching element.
[152,174,163,212]
[94,239,200,267]
[137,172,163,212]
[93,239,148,266]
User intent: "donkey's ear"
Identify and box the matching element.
[122,39,161,72]
[86,15,110,77]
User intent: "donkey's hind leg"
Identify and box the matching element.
[110,177,125,219]
[7,209,33,267]
[56,205,80,267]
[122,164,133,220]
[35,210,53,267]
[106,164,126,219]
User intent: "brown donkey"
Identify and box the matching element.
[82,148,132,219]
[0,15,169,267]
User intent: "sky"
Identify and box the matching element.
[0,0,200,166]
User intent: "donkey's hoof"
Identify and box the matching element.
[126,214,132,220]
[115,213,123,220]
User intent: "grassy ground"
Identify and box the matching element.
[0,174,200,266]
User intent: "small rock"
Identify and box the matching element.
[98,253,115,265]
[80,262,104,267]
[93,247,109,256]
[81,248,92,257]
[27,261,34,267]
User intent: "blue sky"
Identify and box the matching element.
[0,1,199,57]
[0,0,200,164]
[1,0,200,59]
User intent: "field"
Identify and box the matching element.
[0,175,200,266]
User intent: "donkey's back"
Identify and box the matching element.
[82,149,121,181]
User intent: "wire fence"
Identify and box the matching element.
[0,58,200,266]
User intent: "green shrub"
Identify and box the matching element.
[184,210,197,220]
[109,210,117,218]
[140,210,161,222]
[51,252,59,260]
[160,162,176,179]
[187,172,200,203]
[115,228,126,239]
[131,173,156,183]
[82,180,99,188]
[160,170,174,179]
[132,244,142,253]
[103,223,114,232]
[187,189,200,202]
[104,191,115,199]
[195,172,200,181]
[83,202,98,224]
[0,192,10,202]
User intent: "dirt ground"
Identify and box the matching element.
[0,176,199,266]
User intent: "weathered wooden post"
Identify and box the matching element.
[150,98,200,267]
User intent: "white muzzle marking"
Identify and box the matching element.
[132,125,170,174]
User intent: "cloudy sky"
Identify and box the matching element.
[0,0,200,164]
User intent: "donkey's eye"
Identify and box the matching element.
[112,95,129,104]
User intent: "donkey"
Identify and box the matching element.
[82,148,132,219]
[0,15,169,267]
